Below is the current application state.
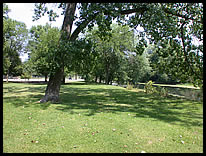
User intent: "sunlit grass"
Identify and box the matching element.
[3,82,203,153]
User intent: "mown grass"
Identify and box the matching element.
[3,82,203,153]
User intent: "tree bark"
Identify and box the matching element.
[180,22,201,80]
[45,74,48,82]
[95,76,98,83]
[6,72,9,83]
[40,3,76,103]
[105,63,110,85]
[40,68,64,103]
[62,75,66,84]
[99,75,102,83]
[75,74,77,80]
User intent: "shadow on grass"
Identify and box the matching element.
[3,83,203,128]
[3,83,47,110]
[58,86,203,128]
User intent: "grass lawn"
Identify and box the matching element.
[3,82,203,153]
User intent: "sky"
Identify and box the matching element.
[6,3,64,30]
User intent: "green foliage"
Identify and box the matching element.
[62,38,94,77]
[147,38,203,87]
[144,3,202,88]
[82,24,150,85]
[126,52,152,84]
[158,86,169,97]
[28,24,61,76]
[20,73,31,80]
[3,3,10,19]
[126,82,133,90]
[3,4,28,76]
[145,81,169,97]
[20,61,33,80]
[144,80,156,94]
[31,3,203,89]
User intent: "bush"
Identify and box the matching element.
[144,80,156,94]
[159,87,168,97]
[126,82,134,90]
[144,81,168,97]
[20,72,31,80]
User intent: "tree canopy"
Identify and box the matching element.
[27,24,61,79]
[3,3,202,102]
[3,4,28,77]
[32,3,203,88]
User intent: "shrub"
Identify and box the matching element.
[144,80,156,94]
[20,72,31,80]
[159,87,168,97]
[126,82,134,90]
[144,81,169,97]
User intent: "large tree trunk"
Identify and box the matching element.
[40,3,76,103]
[45,74,48,82]
[40,68,64,103]
[105,62,110,85]
[99,75,102,83]
[6,72,9,83]
[62,75,66,84]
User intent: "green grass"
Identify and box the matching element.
[3,82,203,153]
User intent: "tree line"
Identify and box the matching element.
[3,3,203,102]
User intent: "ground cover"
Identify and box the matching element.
[3,82,203,153]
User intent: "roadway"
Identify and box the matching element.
[3,78,85,83]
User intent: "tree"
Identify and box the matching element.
[83,24,137,85]
[63,38,95,82]
[20,61,33,80]
[3,4,28,80]
[27,24,61,82]
[33,3,203,103]
[138,3,203,87]
[147,45,180,84]
[3,3,10,19]
[126,52,152,84]
[75,24,151,85]
[34,3,76,103]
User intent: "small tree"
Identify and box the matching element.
[28,24,61,82]
[20,61,33,80]
[144,80,156,94]
[3,4,28,79]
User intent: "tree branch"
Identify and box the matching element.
[70,6,149,41]
[162,6,202,23]
[70,12,99,41]
[61,3,76,39]
[180,22,201,80]
[119,7,148,15]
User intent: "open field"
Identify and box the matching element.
[3,82,203,153]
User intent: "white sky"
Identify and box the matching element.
[6,3,64,30]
